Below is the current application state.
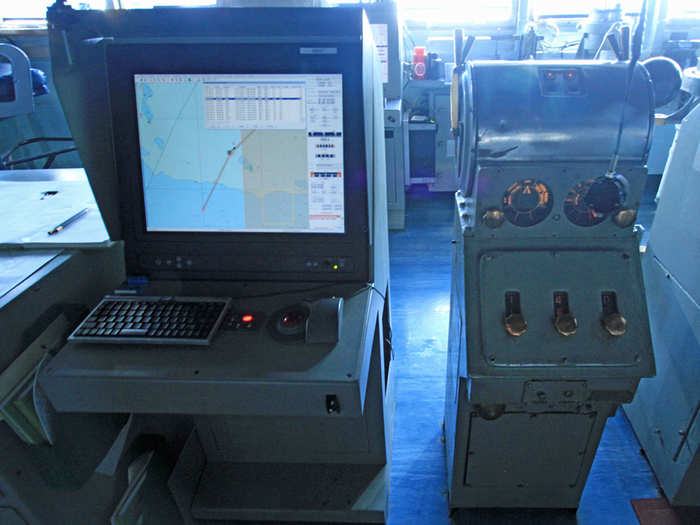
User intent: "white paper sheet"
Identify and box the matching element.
[0,180,109,245]
[370,23,389,84]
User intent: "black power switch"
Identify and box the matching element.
[326,394,340,414]
[504,291,527,337]
[601,291,627,336]
[553,291,577,336]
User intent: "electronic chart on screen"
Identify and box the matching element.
[134,74,345,234]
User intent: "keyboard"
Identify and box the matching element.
[69,296,231,345]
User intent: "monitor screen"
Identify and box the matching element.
[134,73,345,234]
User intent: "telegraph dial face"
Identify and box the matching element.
[502,179,553,227]
[564,179,609,227]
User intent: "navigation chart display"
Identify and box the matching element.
[134,74,344,233]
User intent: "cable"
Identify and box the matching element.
[593,21,625,60]
[605,0,648,178]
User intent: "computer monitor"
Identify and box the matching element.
[134,73,345,234]
[101,31,375,283]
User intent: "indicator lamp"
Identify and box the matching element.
[241,314,254,323]
[333,264,339,270]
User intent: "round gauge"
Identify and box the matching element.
[584,176,626,214]
[502,179,553,227]
[564,178,623,227]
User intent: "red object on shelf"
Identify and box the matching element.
[413,46,427,80]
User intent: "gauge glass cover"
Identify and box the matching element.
[502,179,553,227]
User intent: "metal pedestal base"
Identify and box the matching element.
[445,395,613,509]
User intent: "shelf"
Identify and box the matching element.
[191,461,386,523]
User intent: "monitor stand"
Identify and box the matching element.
[40,281,394,523]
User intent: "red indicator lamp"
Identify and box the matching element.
[241,314,254,323]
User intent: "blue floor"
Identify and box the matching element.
[386,188,661,525]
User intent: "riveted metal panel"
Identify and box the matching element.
[465,412,595,488]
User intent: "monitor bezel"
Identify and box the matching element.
[106,42,370,282]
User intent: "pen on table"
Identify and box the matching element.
[48,208,89,236]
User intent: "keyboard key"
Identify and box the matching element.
[120,328,149,336]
